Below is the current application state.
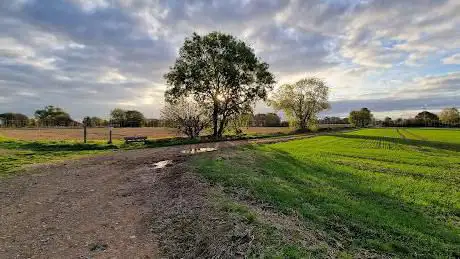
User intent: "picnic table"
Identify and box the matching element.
[124,136,147,144]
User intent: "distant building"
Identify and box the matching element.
[0,117,5,127]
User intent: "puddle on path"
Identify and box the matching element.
[152,160,173,169]
[181,147,217,154]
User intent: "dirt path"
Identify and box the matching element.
[0,135,318,258]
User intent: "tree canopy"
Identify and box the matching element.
[383,117,393,127]
[0,112,28,121]
[320,116,348,124]
[34,106,73,126]
[83,116,108,127]
[0,113,29,127]
[252,113,281,127]
[164,31,275,138]
[269,77,329,131]
[125,110,145,127]
[349,108,373,127]
[415,111,439,124]
[439,107,460,124]
[110,108,145,127]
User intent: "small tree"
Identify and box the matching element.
[265,113,281,127]
[439,107,460,125]
[110,108,127,126]
[383,117,393,127]
[161,98,209,139]
[394,118,403,126]
[164,31,275,138]
[28,118,37,127]
[125,110,145,127]
[269,77,329,131]
[82,116,106,127]
[82,116,91,127]
[349,108,373,127]
[91,117,106,127]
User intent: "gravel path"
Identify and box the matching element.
[0,135,315,258]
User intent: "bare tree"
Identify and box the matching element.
[161,98,210,139]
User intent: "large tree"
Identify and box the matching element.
[349,108,373,127]
[415,111,439,125]
[439,107,460,124]
[269,77,329,131]
[164,32,275,138]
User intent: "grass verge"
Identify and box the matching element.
[0,136,117,177]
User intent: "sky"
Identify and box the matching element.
[0,0,459,120]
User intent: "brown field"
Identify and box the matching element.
[0,125,350,141]
[0,127,293,141]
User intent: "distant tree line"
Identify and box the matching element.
[109,108,146,127]
[345,107,460,128]
[0,106,149,128]
[0,113,29,127]
[318,116,349,125]
[251,113,282,127]
[377,108,460,128]
[2,104,458,131]
[0,106,81,128]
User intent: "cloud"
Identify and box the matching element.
[442,53,460,65]
[391,72,460,99]
[0,0,459,120]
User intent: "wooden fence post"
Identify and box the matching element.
[108,126,112,144]
[83,125,87,143]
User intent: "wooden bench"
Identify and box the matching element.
[124,136,147,144]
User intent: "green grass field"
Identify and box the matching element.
[193,128,460,258]
[0,136,118,176]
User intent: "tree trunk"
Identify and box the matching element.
[299,120,307,131]
[298,114,307,132]
[212,103,218,138]
[217,117,226,138]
